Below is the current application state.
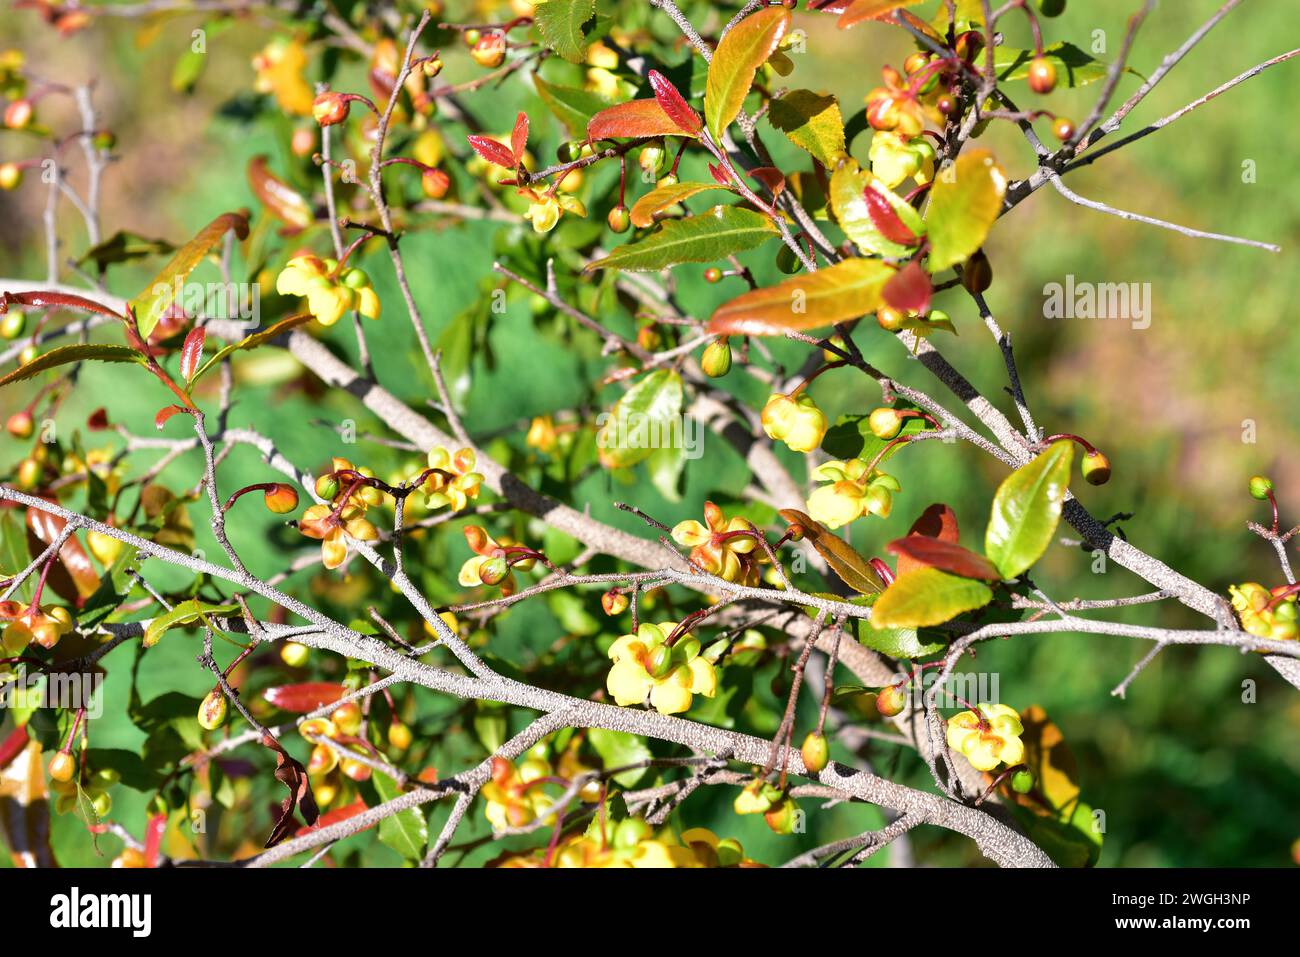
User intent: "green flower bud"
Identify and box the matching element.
[198,689,228,731]
[800,732,829,773]
[868,407,905,440]
[1249,475,1274,501]
[1010,768,1035,794]
[700,337,732,377]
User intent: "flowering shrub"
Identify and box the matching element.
[0,0,1296,874]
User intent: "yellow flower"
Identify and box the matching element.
[946,703,1026,772]
[606,622,718,715]
[806,460,901,529]
[670,501,760,584]
[276,257,382,327]
[761,392,827,453]
[424,446,483,511]
[482,756,555,831]
[868,132,935,189]
[1229,582,1298,641]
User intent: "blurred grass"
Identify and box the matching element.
[2,1,1299,867]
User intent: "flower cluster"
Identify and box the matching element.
[495,821,759,869]
[671,501,766,584]
[761,392,828,453]
[1,601,74,654]
[946,703,1026,773]
[606,622,719,715]
[806,460,901,529]
[298,701,418,810]
[276,256,381,327]
[865,52,953,137]
[1229,582,1299,641]
[298,457,383,570]
[423,445,483,511]
[482,754,562,831]
[519,186,587,234]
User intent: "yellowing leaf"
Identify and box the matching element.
[708,257,895,336]
[830,160,923,259]
[705,7,791,140]
[129,212,250,339]
[984,440,1073,580]
[768,90,846,166]
[629,181,734,228]
[0,345,143,389]
[587,206,776,272]
[870,566,993,628]
[247,155,312,231]
[925,149,1007,272]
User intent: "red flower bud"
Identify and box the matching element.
[312,92,351,127]
[263,483,301,514]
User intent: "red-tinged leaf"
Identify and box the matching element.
[2,289,124,321]
[26,505,98,600]
[247,156,313,231]
[883,259,932,314]
[863,184,920,246]
[749,166,786,197]
[511,111,529,162]
[179,326,205,383]
[130,211,249,340]
[779,508,886,595]
[648,70,702,135]
[263,682,349,713]
[466,134,517,170]
[296,797,371,837]
[886,536,1002,581]
[895,502,959,576]
[837,0,924,30]
[708,162,730,186]
[155,404,187,429]
[143,812,166,868]
[87,407,110,430]
[588,98,695,140]
[709,258,895,336]
[628,180,734,228]
[264,734,318,847]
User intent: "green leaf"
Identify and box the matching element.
[995,41,1109,88]
[472,702,508,753]
[821,409,925,460]
[586,206,776,272]
[597,369,683,469]
[830,160,924,259]
[373,772,427,862]
[629,180,733,228]
[709,257,895,336]
[143,599,239,648]
[0,344,143,388]
[76,231,176,271]
[870,566,993,628]
[77,544,141,631]
[646,443,687,502]
[589,728,652,788]
[768,90,847,166]
[984,440,1074,579]
[189,312,313,385]
[533,75,612,136]
[171,46,207,93]
[129,211,249,340]
[535,0,596,64]
[925,149,1007,272]
[705,7,791,139]
[0,510,33,603]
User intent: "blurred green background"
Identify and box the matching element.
[1,0,1298,867]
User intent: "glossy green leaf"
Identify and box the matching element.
[996,42,1109,88]
[189,312,313,385]
[830,160,923,259]
[586,206,776,272]
[535,0,596,64]
[373,772,427,862]
[596,369,683,469]
[870,566,993,628]
[130,211,249,339]
[705,7,791,139]
[533,75,612,135]
[925,149,1007,272]
[768,90,847,166]
[984,440,1074,580]
[76,231,175,270]
[589,728,652,787]
[709,257,895,336]
[143,600,239,648]
[0,344,143,388]
[629,180,733,228]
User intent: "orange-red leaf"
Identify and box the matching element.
[467,135,517,169]
[886,536,1001,581]
[262,682,349,713]
[511,111,529,162]
[895,503,959,577]
[247,155,313,231]
[588,98,696,140]
[179,326,205,383]
[648,70,702,136]
[883,259,932,314]
[837,0,925,30]
[709,258,895,336]
[779,508,886,595]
